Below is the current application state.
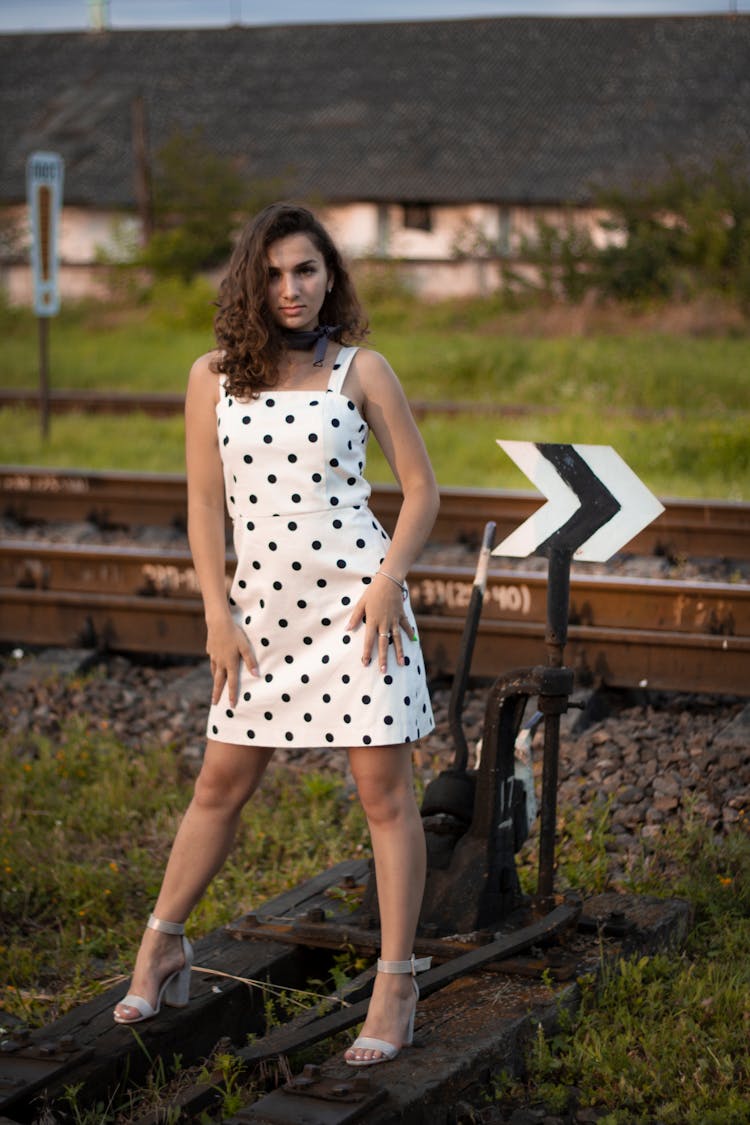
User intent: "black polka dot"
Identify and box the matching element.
[325,733,334,742]
[292,561,302,570]
[336,560,346,569]
[317,579,327,587]
[261,637,270,647]
[333,519,343,529]
[264,673,273,682]
[312,473,322,483]
[332,418,340,428]
[343,634,351,644]
[342,674,351,683]
[285,414,295,423]
[252,560,261,570]
[301,674,310,683]
[246,521,255,530]
[344,714,351,723]
[238,579,247,588]
[362,695,371,704]
[249,494,257,503]
[269,542,278,551]
[264,435,273,444]
[297,599,307,608]
[247,729,255,739]
[363,735,372,745]
[292,494,301,503]
[322,655,330,664]
[312,540,322,550]
[244,455,252,464]
[385,715,394,725]
[342,596,351,606]
[273,580,283,590]
[279,618,288,627]
[304,636,313,645]
[264,711,273,720]
[330,458,339,467]
[323,693,331,702]
[330,497,339,506]
[226,708,234,717]
[211,724,218,735]
[285,732,294,741]
[321,617,331,626]
[266,398,275,407]
[356,538,365,548]
[288,521,298,530]
[304,713,312,722]
[308,433,318,443]
[288,453,298,463]
[285,655,294,664]
[243,691,251,701]
[268,474,277,483]
[223,436,229,446]
[282,693,291,702]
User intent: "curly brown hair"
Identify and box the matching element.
[212,202,369,399]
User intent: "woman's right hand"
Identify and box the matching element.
[206,617,259,707]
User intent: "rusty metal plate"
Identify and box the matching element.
[226,1067,387,1125]
[0,1035,92,1112]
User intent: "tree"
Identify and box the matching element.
[142,128,281,280]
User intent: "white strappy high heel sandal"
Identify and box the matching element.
[345,954,431,1066]
[113,914,193,1025]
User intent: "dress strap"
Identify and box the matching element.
[327,346,359,396]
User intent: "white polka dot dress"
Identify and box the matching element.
[206,347,435,749]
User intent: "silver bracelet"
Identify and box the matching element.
[377,570,408,601]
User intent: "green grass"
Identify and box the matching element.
[0,694,369,1027]
[2,288,749,499]
[512,804,750,1124]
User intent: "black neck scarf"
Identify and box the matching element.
[281,324,342,366]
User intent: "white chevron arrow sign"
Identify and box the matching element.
[492,441,665,563]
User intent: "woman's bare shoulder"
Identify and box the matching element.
[186,350,223,410]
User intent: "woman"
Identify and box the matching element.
[113,202,439,1067]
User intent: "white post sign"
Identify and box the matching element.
[27,151,64,317]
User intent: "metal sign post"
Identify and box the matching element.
[27,151,64,439]
[493,441,665,898]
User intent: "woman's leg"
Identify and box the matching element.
[114,740,274,1021]
[344,744,426,1062]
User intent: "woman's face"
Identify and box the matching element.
[266,233,332,333]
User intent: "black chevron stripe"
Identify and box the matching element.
[533,444,621,557]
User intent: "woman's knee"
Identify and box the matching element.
[355,774,415,825]
[193,745,271,813]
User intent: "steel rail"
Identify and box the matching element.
[0,388,526,418]
[1,540,747,694]
[2,466,748,560]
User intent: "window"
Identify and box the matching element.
[402,203,433,232]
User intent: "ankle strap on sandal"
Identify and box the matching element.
[377,954,432,975]
[147,913,186,936]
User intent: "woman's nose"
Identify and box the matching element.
[280,272,298,298]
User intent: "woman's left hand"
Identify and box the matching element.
[346,572,416,673]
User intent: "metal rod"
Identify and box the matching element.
[538,710,561,899]
[538,546,573,898]
[38,316,50,440]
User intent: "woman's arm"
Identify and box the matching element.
[185,354,259,707]
[345,349,440,671]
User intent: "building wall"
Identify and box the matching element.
[1,200,619,304]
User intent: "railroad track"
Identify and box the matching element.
[2,465,748,559]
[1,538,747,694]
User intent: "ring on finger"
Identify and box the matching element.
[378,632,391,638]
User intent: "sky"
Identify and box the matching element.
[0,0,745,33]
